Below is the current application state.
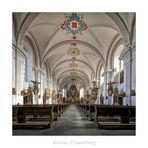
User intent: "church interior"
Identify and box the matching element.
[12,12,136,135]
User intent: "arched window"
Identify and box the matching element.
[62,88,65,98]
[100,66,104,85]
[113,44,124,74]
[16,50,27,104]
[113,44,124,84]
[80,88,84,98]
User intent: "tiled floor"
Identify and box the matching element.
[13,105,135,136]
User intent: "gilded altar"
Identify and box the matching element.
[68,85,78,103]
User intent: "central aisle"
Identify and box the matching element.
[13,104,135,135]
[45,104,97,135]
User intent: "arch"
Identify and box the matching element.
[57,69,89,82]
[16,13,131,53]
[95,61,101,79]
[96,61,103,80]
[59,72,89,84]
[111,42,124,72]
[60,75,87,88]
[57,72,89,86]
[41,40,106,69]
[44,61,51,79]
[51,58,95,75]
[12,16,17,44]
[107,38,123,70]
[113,44,124,72]
[106,13,130,46]
[130,14,136,45]
[98,63,104,81]
[25,34,41,68]
[17,13,40,42]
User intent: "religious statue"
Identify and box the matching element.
[20,87,33,105]
[130,90,136,96]
[31,80,41,95]
[43,88,50,104]
[27,87,33,104]
[52,90,58,104]
[90,81,99,103]
[106,81,116,96]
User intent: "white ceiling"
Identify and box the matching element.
[13,12,135,89]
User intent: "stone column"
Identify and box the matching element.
[34,67,39,104]
[102,72,107,104]
[131,43,136,105]
[121,44,132,105]
[14,46,17,104]
[106,70,113,105]
[14,41,18,104]
[94,80,100,104]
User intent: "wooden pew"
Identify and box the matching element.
[76,103,90,117]
[58,103,70,116]
[94,105,135,128]
[89,104,96,120]
[13,104,57,128]
[13,103,70,129]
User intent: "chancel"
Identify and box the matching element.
[12,12,136,135]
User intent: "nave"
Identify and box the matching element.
[13,104,135,135]
[12,13,136,135]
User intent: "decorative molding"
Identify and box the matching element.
[61,13,87,35]
[67,47,80,57]
[69,63,78,69]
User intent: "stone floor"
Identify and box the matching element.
[13,105,135,136]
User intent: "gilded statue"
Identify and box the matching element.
[21,87,33,104]
[31,80,41,95]
[106,81,116,96]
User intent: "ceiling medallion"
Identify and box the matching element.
[72,57,76,62]
[70,42,77,46]
[67,48,80,57]
[61,13,87,35]
[69,63,78,69]
[72,36,77,40]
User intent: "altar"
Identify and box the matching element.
[68,85,79,103]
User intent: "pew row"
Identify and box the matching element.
[93,105,135,128]
[76,104,90,117]
[77,104,135,129]
[13,103,70,129]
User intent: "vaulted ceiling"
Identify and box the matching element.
[13,13,135,90]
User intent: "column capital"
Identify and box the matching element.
[106,69,113,74]
[119,42,136,62]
